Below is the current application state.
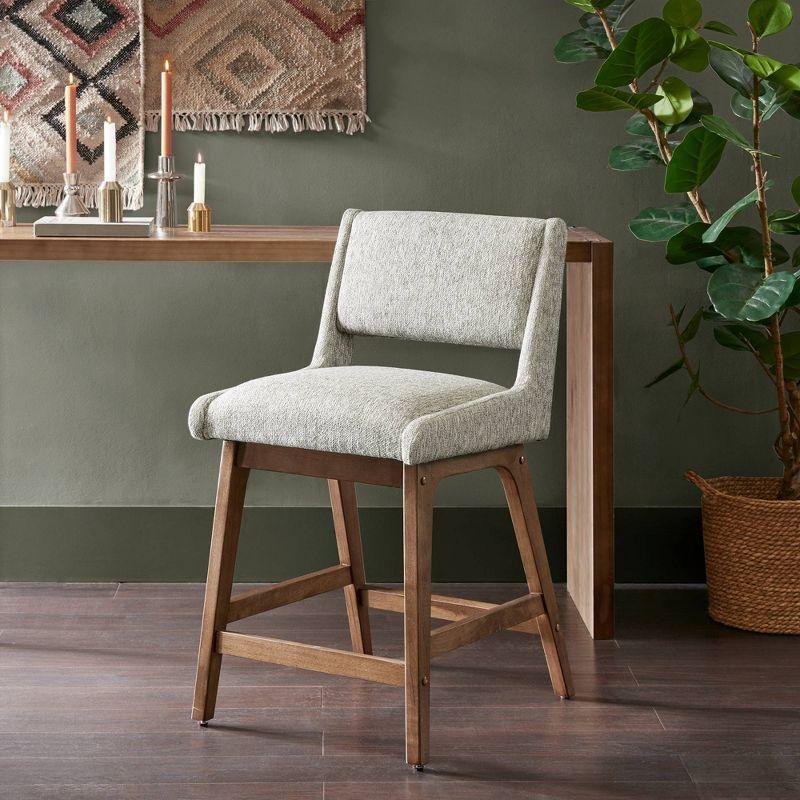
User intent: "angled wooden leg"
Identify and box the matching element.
[328,479,372,655]
[192,441,249,723]
[403,464,434,769]
[498,448,574,699]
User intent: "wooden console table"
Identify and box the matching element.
[0,224,614,638]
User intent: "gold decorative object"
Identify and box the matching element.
[98,180,123,223]
[188,201,211,232]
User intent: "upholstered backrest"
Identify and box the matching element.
[336,210,551,350]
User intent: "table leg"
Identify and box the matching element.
[566,240,614,639]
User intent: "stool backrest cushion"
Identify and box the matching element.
[336,210,548,350]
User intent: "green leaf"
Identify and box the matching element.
[794,245,800,269]
[702,186,770,243]
[595,18,675,86]
[666,221,718,263]
[707,263,796,321]
[684,369,701,407]
[670,28,710,72]
[663,0,702,28]
[653,76,694,124]
[628,203,701,241]
[730,52,800,89]
[768,209,800,235]
[699,114,751,150]
[697,255,729,272]
[625,112,654,136]
[710,48,756,97]
[666,91,713,133]
[784,268,800,304]
[730,84,783,121]
[716,226,790,267]
[748,0,793,38]
[563,0,616,11]
[555,29,612,63]
[792,176,800,206]
[609,140,664,170]
[664,127,726,192]
[577,85,662,112]
[713,323,769,351]
[680,307,704,343]
[703,20,737,35]
[759,331,800,379]
[778,88,800,119]
[645,358,684,388]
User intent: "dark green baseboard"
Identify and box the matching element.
[0,507,705,583]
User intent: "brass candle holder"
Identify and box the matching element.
[55,172,89,217]
[98,180,123,223]
[188,201,211,232]
[0,180,16,227]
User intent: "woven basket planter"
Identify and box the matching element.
[687,472,800,634]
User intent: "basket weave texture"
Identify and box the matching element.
[686,473,800,634]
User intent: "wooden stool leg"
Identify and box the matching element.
[498,449,574,699]
[403,464,434,769]
[192,441,249,723]
[328,479,372,655]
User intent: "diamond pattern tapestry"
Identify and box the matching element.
[0,0,144,207]
[143,0,366,135]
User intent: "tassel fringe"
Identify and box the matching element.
[14,183,144,210]
[144,110,368,135]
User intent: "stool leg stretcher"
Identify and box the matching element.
[192,441,573,768]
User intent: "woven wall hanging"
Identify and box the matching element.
[143,0,367,135]
[0,0,145,208]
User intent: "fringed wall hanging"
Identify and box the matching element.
[143,0,367,135]
[0,0,145,208]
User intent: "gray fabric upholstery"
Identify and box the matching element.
[190,367,505,462]
[337,211,547,350]
[190,209,568,464]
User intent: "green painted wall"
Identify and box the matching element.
[1,1,798,578]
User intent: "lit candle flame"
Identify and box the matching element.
[106,115,113,123]
[163,59,170,71]
[197,153,203,163]
[68,73,75,85]
[2,109,8,124]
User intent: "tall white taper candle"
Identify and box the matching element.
[0,110,11,183]
[194,154,205,204]
[103,116,116,183]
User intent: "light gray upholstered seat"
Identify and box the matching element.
[189,209,568,465]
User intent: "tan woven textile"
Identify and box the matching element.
[0,0,145,207]
[143,0,367,135]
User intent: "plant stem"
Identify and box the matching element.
[668,306,778,416]
[749,23,798,498]
[595,9,711,223]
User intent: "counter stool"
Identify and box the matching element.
[188,209,573,769]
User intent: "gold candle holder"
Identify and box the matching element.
[98,180,123,223]
[188,201,211,232]
[0,180,16,227]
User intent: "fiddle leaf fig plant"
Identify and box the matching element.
[556,0,800,499]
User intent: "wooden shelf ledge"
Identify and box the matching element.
[0,224,602,263]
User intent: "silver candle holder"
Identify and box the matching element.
[148,155,182,230]
[0,180,16,227]
[98,180,123,223]
[55,172,89,217]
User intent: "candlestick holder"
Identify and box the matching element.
[98,180,123,223]
[55,172,89,217]
[0,180,16,227]
[187,201,211,232]
[148,155,182,230]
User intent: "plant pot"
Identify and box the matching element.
[686,472,800,634]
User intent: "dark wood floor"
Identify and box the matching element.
[0,582,797,799]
